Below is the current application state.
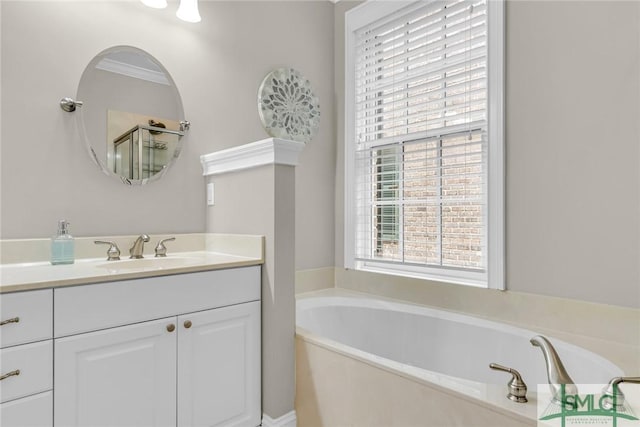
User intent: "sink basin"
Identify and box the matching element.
[96,257,202,272]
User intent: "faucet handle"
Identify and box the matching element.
[94,241,121,261]
[601,376,640,410]
[490,363,528,403]
[155,237,176,257]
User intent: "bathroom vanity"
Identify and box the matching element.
[0,241,263,427]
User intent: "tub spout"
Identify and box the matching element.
[530,335,578,403]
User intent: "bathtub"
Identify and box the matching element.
[295,290,624,427]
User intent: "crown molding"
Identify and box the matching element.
[95,57,170,86]
[200,138,305,176]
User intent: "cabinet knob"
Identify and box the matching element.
[166,324,176,333]
[0,317,20,326]
[0,369,20,381]
[184,320,192,329]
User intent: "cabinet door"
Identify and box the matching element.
[178,302,261,427]
[55,317,177,427]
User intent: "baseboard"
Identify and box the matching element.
[262,410,297,427]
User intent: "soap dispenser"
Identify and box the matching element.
[51,220,75,265]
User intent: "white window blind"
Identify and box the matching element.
[351,0,492,285]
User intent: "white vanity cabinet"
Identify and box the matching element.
[54,302,261,427]
[1,264,261,427]
[54,265,261,427]
[0,289,53,427]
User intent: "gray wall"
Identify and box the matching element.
[2,0,638,308]
[206,165,297,419]
[0,0,335,272]
[504,1,639,307]
[334,1,640,308]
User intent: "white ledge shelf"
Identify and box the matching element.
[200,138,305,177]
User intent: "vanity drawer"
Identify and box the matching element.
[0,390,52,427]
[0,340,52,403]
[0,290,53,348]
[55,266,261,337]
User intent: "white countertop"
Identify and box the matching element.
[0,234,265,293]
[0,251,262,293]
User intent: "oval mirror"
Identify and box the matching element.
[76,46,188,185]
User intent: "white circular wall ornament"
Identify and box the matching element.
[258,68,320,144]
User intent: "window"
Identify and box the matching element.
[345,0,504,288]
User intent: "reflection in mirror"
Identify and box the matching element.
[77,46,187,185]
[107,111,182,180]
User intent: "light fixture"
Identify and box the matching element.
[176,0,201,23]
[141,0,201,23]
[140,0,167,9]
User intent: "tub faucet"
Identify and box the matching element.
[130,234,150,259]
[601,376,640,410]
[530,335,578,403]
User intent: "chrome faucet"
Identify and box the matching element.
[530,335,578,403]
[129,234,150,259]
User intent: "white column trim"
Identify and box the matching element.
[200,138,305,176]
[262,410,297,427]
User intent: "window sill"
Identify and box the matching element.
[354,261,488,289]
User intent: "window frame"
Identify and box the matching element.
[344,0,505,290]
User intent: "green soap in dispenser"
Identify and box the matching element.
[51,220,75,265]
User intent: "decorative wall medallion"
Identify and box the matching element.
[258,68,320,144]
